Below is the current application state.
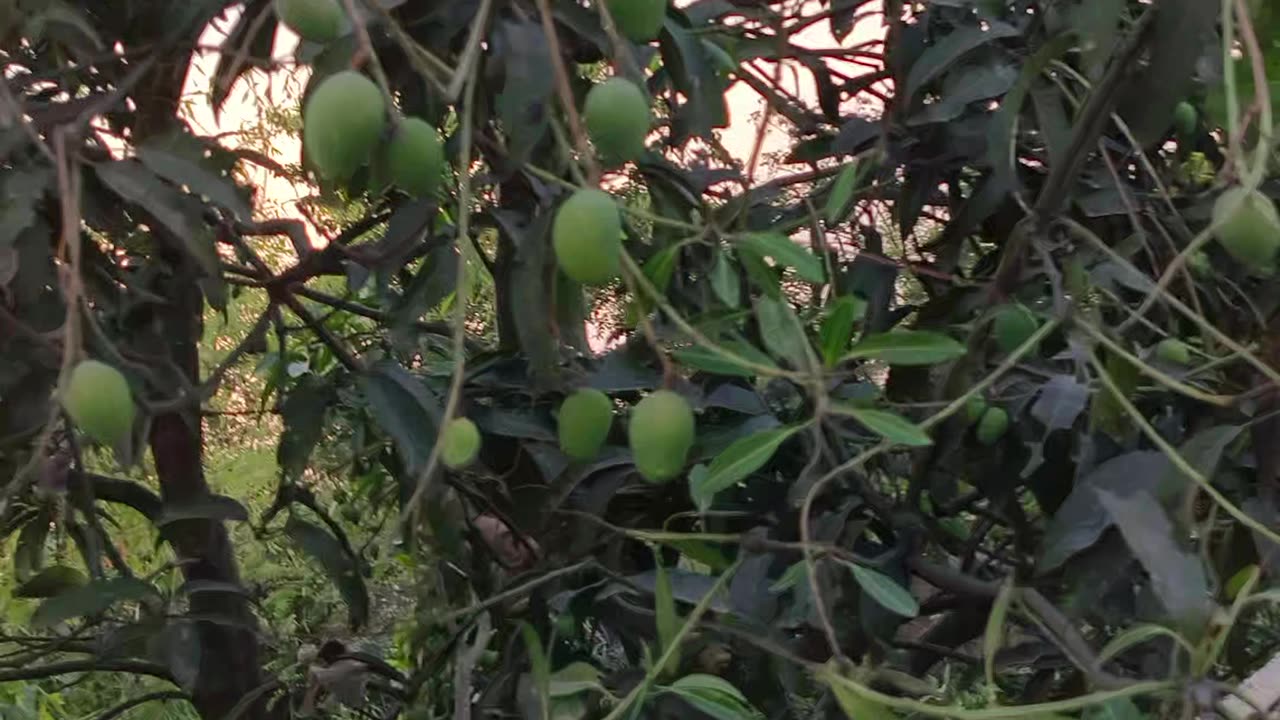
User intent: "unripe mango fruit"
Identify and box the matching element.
[303,71,386,180]
[1212,187,1280,272]
[553,189,622,285]
[1156,338,1192,365]
[386,118,445,198]
[1173,101,1197,138]
[605,0,667,42]
[558,389,614,460]
[441,417,480,469]
[964,395,988,424]
[62,360,134,447]
[992,304,1039,354]
[584,78,650,165]
[629,390,694,483]
[976,406,1009,446]
[275,0,342,43]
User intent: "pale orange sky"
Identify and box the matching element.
[182,2,884,245]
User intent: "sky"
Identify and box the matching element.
[181,2,885,246]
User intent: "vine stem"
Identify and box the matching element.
[533,0,601,184]
[820,667,1175,720]
[798,318,1060,659]
[402,66,479,527]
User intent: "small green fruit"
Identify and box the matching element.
[1173,101,1197,138]
[275,0,342,43]
[386,118,445,198]
[605,0,667,42]
[629,390,695,483]
[584,78,650,165]
[1212,186,1280,272]
[992,304,1040,354]
[965,396,988,424]
[975,406,1009,446]
[441,418,481,469]
[1187,250,1212,277]
[552,189,622,285]
[62,360,135,447]
[303,71,386,180]
[1156,338,1192,365]
[558,389,614,460]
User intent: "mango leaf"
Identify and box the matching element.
[1096,489,1211,629]
[286,517,369,629]
[155,495,249,527]
[663,674,763,720]
[13,565,87,599]
[833,407,932,447]
[820,296,865,367]
[673,342,777,378]
[827,672,898,720]
[93,161,224,297]
[31,577,156,628]
[691,425,804,510]
[358,360,440,475]
[1083,698,1144,720]
[654,551,680,676]
[844,331,965,366]
[548,662,605,698]
[520,623,551,720]
[754,296,810,369]
[903,21,1020,103]
[825,159,869,223]
[710,248,740,307]
[737,232,825,283]
[841,561,919,617]
[137,144,252,220]
[1038,451,1165,573]
[278,375,335,481]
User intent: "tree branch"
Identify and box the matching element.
[0,659,174,683]
[95,691,190,720]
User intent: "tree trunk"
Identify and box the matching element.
[131,40,270,718]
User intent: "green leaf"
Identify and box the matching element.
[737,232,825,283]
[829,676,898,720]
[820,296,865,367]
[654,551,680,677]
[286,517,370,629]
[644,245,681,294]
[1083,698,1145,720]
[13,566,88,599]
[1096,490,1211,629]
[521,623,551,720]
[673,342,777,378]
[754,296,810,369]
[31,577,155,628]
[137,144,252,220]
[844,330,965,366]
[983,578,1015,687]
[664,674,763,720]
[548,662,605,698]
[93,160,224,300]
[14,514,49,582]
[358,360,440,475]
[155,495,249,527]
[278,376,335,481]
[842,561,919,617]
[903,21,1021,103]
[710,249,741,308]
[825,160,868,224]
[691,425,804,511]
[832,407,932,447]
[769,561,806,593]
